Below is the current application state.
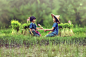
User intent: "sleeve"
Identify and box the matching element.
[35,24,37,29]
[36,25,37,27]
[29,23,33,28]
[52,23,57,27]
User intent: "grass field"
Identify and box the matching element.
[0,27,86,57]
[0,44,86,57]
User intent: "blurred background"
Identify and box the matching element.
[0,0,86,29]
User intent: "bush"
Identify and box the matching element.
[58,23,73,29]
[22,23,30,29]
[58,23,74,37]
[11,20,21,32]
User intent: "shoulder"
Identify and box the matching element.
[52,22,58,27]
[30,23,33,25]
[53,22,57,25]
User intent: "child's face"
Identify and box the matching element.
[53,17,56,22]
[32,19,36,23]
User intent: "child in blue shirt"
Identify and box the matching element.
[29,16,43,36]
[44,14,60,37]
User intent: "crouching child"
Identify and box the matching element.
[29,16,43,36]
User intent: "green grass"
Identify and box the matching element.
[0,28,86,57]
[0,32,86,47]
[73,27,86,33]
[0,44,86,57]
[0,29,12,34]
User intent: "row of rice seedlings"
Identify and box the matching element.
[0,43,86,57]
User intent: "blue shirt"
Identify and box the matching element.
[52,22,58,35]
[29,22,37,30]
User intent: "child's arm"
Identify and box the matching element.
[36,27,43,30]
[44,27,55,32]
[29,28,33,35]
[37,24,43,30]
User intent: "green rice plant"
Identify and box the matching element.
[0,43,86,57]
[22,23,30,29]
[11,20,21,32]
[58,23,73,29]
[58,23,63,28]
[69,24,73,29]
[58,23,74,37]
[64,23,69,28]
[0,33,86,47]
[0,29,12,34]
[73,28,86,33]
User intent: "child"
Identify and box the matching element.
[44,14,60,37]
[29,16,43,36]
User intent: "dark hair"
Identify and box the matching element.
[30,16,36,22]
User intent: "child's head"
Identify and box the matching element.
[53,16,59,22]
[51,14,60,24]
[30,16,36,22]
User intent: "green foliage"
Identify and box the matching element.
[58,23,74,37]
[22,23,30,29]
[0,0,86,28]
[58,0,86,26]
[0,29,12,34]
[0,33,86,47]
[58,23,73,29]
[0,27,86,47]
[0,44,86,57]
[11,20,21,31]
[73,28,86,33]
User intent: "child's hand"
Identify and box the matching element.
[38,24,43,28]
[38,24,41,27]
[44,29,47,32]
[41,27,43,29]
[38,24,43,29]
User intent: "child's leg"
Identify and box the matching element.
[32,30,40,36]
[35,30,41,36]
[46,33,55,37]
[34,34,40,36]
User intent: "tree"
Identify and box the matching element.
[58,0,86,26]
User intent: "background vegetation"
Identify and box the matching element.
[0,0,86,28]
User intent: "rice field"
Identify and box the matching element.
[0,28,86,57]
[0,44,86,57]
